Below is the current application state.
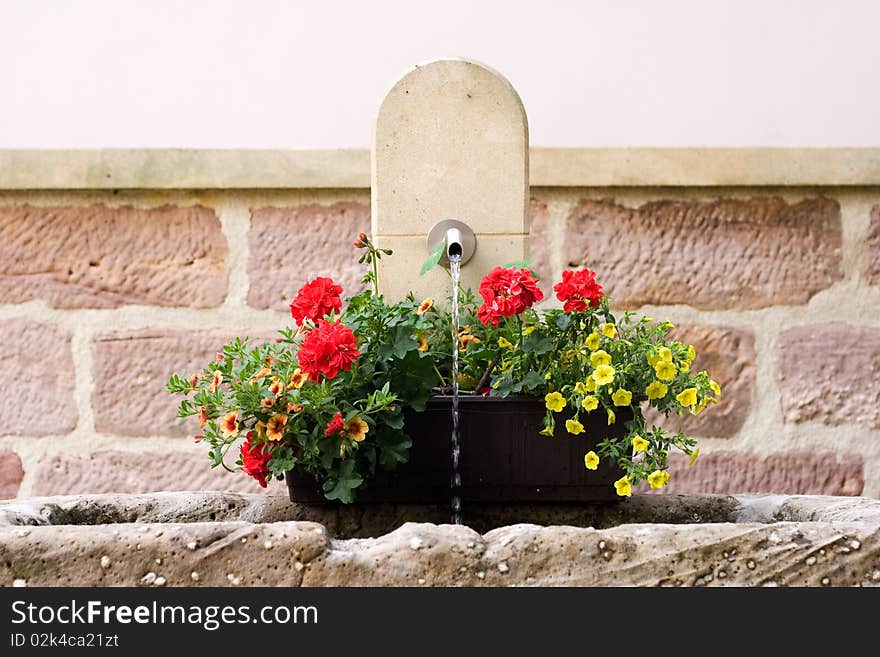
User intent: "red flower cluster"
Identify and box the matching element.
[289,277,343,326]
[241,434,272,488]
[325,412,345,436]
[297,319,360,381]
[476,266,544,327]
[553,268,604,313]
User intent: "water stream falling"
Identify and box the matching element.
[449,254,463,525]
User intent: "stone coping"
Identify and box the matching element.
[1,492,879,586]
[2,148,880,190]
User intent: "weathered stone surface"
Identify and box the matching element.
[31,451,284,496]
[778,323,880,430]
[529,198,551,296]
[0,204,227,308]
[0,319,77,435]
[649,451,863,496]
[247,203,370,312]
[92,329,274,437]
[564,197,842,309]
[867,205,880,285]
[0,451,24,499]
[647,324,755,438]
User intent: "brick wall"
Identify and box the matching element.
[0,184,878,499]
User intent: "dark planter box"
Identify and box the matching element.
[286,394,629,504]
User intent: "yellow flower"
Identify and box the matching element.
[647,470,670,489]
[266,413,288,441]
[590,350,612,368]
[459,334,481,350]
[574,381,589,395]
[675,387,698,408]
[343,416,369,442]
[565,418,585,435]
[290,368,306,389]
[611,388,632,406]
[416,334,429,352]
[592,364,615,386]
[657,346,673,362]
[646,351,660,367]
[654,360,676,381]
[679,360,691,373]
[582,395,599,411]
[607,408,616,425]
[498,337,514,350]
[539,424,555,437]
[645,381,668,400]
[522,325,536,336]
[585,332,601,351]
[686,345,696,361]
[584,376,597,392]
[688,448,700,466]
[545,392,566,413]
[709,379,722,397]
[602,323,617,338]
[614,476,632,497]
[631,435,649,453]
[416,297,433,315]
[584,451,599,470]
[693,398,709,415]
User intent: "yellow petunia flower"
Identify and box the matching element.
[657,346,673,362]
[565,418,585,435]
[675,387,698,408]
[585,332,601,351]
[592,364,615,386]
[614,475,632,497]
[602,323,617,338]
[679,360,691,373]
[607,408,616,425]
[646,351,660,367]
[545,392,566,413]
[582,395,599,411]
[590,350,612,368]
[654,360,676,381]
[688,448,700,466]
[585,376,597,392]
[647,470,670,490]
[709,379,722,397]
[687,345,696,361]
[611,388,632,406]
[498,337,515,350]
[645,381,668,400]
[574,381,589,395]
[631,435,649,453]
[522,325,536,336]
[539,424,555,437]
[584,451,599,470]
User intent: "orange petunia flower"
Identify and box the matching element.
[459,334,481,351]
[250,366,272,382]
[220,410,239,438]
[343,416,369,442]
[193,434,203,443]
[265,356,276,366]
[268,377,285,397]
[197,406,209,428]
[209,371,223,393]
[266,413,288,441]
[254,420,266,437]
[188,372,202,389]
[290,368,306,389]
[416,297,433,315]
[260,397,275,409]
[287,402,303,413]
[417,334,428,352]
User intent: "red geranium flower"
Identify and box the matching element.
[553,268,605,313]
[476,266,544,327]
[297,319,360,382]
[241,433,272,488]
[325,412,345,437]
[289,277,344,326]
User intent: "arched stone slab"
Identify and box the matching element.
[372,59,529,302]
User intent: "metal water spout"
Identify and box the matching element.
[426,219,476,266]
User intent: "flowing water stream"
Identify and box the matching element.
[449,254,462,524]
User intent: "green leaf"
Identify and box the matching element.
[521,370,545,391]
[420,241,446,276]
[322,461,363,503]
[522,334,554,355]
[555,313,572,330]
[377,429,412,469]
[501,259,533,269]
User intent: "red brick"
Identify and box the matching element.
[867,204,880,285]
[0,319,77,435]
[93,330,274,437]
[644,451,863,496]
[0,450,24,499]
[564,197,842,309]
[646,324,755,438]
[247,203,371,312]
[31,451,282,495]
[778,323,880,430]
[0,205,227,308]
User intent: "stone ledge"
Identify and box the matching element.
[1,492,878,587]
[2,148,880,190]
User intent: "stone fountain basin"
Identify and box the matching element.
[1,493,878,587]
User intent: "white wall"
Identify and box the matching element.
[1,0,878,148]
